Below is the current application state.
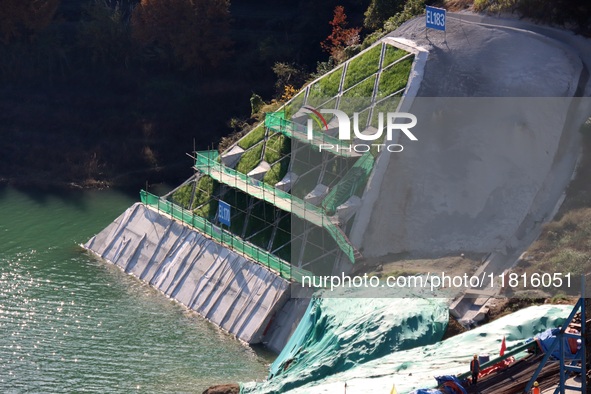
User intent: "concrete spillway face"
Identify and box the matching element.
[304,184,330,206]
[221,145,245,169]
[84,203,292,345]
[247,161,271,180]
[356,17,585,260]
[275,171,299,192]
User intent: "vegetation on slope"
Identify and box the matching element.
[514,121,591,296]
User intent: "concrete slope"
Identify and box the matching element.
[84,203,291,345]
[359,15,586,259]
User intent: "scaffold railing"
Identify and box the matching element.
[193,151,358,263]
[139,190,313,283]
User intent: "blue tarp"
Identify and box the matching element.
[435,375,467,394]
[535,327,579,359]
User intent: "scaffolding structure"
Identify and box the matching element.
[157,40,417,279]
[193,150,359,263]
[140,190,315,283]
[524,277,587,394]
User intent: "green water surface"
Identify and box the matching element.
[0,186,271,393]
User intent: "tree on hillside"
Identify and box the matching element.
[131,0,232,70]
[517,0,591,35]
[78,1,132,67]
[0,0,60,44]
[320,6,361,63]
[363,0,403,30]
[272,62,307,98]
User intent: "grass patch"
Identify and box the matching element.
[339,75,376,115]
[308,97,338,112]
[343,75,376,99]
[285,91,305,118]
[516,208,591,294]
[235,143,263,175]
[264,159,289,186]
[371,94,402,128]
[343,44,381,90]
[195,200,217,221]
[193,175,217,219]
[308,67,343,102]
[377,56,413,99]
[171,182,193,209]
[473,0,517,13]
[550,292,569,303]
[383,46,408,67]
[237,124,266,150]
[263,133,290,164]
[355,109,371,133]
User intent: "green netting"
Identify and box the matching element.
[265,112,359,158]
[194,151,357,263]
[139,190,313,283]
[321,152,375,215]
[242,303,572,394]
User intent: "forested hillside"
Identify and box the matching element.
[0,0,587,189]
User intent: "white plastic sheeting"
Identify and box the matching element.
[275,172,299,192]
[84,203,291,344]
[221,145,245,168]
[248,161,271,180]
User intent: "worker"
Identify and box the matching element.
[470,354,480,385]
[531,381,541,394]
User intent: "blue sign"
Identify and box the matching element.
[218,200,231,226]
[426,6,446,31]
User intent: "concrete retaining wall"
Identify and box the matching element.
[84,202,295,345]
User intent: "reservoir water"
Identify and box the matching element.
[0,186,272,392]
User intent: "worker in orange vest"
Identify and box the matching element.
[531,381,541,394]
[470,354,480,385]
